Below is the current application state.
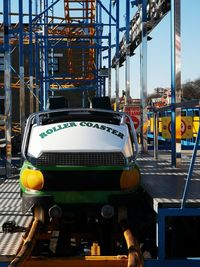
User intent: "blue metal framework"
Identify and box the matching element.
[147,105,200,151]
[19,0,25,135]
[30,0,118,109]
[1,1,200,266]
[3,0,12,177]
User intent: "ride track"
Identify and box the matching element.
[8,206,144,267]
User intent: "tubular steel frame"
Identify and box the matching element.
[1,0,116,173]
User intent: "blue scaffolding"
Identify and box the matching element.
[1,1,200,266]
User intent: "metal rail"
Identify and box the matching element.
[112,0,170,67]
[8,218,42,267]
[181,123,200,208]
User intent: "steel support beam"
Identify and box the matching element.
[96,1,100,96]
[171,0,181,167]
[125,0,130,104]
[42,0,49,110]
[19,0,25,137]
[35,33,40,112]
[140,0,148,153]
[108,0,112,98]
[32,0,60,23]
[3,0,12,177]
[115,0,120,111]
[29,0,34,114]
[153,111,158,159]
[96,0,116,23]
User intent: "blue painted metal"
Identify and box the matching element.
[29,0,116,98]
[3,0,10,51]
[35,0,38,15]
[35,34,109,40]
[99,5,103,95]
[96,1,99,96]
[181,124,200,208]
[35,33,40,110]
[0,263,9,267]
[19,0,24,70]
[144,259,200,267]
[43,0,49,110]
[32,0,60,23]
[115,0,119,71]
[49,84,98,91]
[96,0,116,23]
[157,208,200,262]
[19,0,25,136]
[147,107,200,149]
[29,0,34,113]
[3,0,12,177]
[126,0,130,47]
[115,0,120,110]
[108,0,112,98]
[37,44,108,49]
[31,22,113,28]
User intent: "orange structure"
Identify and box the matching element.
[64,0,96,86]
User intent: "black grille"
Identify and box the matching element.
[36,152,126,166]
[42,170,122,191]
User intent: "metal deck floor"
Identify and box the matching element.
[138,151,200,211]
[0,176,32,261]
[0,151,200,260]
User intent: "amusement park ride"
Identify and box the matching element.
[0,1,200,267]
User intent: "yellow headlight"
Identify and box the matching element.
[120,168,140,190]
[21,169,44,190]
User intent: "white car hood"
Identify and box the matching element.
[27,121,133,158]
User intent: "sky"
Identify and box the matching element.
[110,0,200,99]
[1,0,200,99]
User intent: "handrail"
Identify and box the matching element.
[181,124,200,208]
[148,99,200,113]
[121,113,139,161]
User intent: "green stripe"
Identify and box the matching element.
[38,165,126,171]
[44,190,132,204]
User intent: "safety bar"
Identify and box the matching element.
[120,113,139,161]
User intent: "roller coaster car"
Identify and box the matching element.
[20,108,140,224]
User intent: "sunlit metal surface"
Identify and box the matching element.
[0,179,32,258]
[153,111,158,159]
[138,152,200,212]
[140,0,148,153]
[115,0,120,110]
[3,0,12,178]
[171,0,182,167]
[112,0,171,67]
[125,0,130,102]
